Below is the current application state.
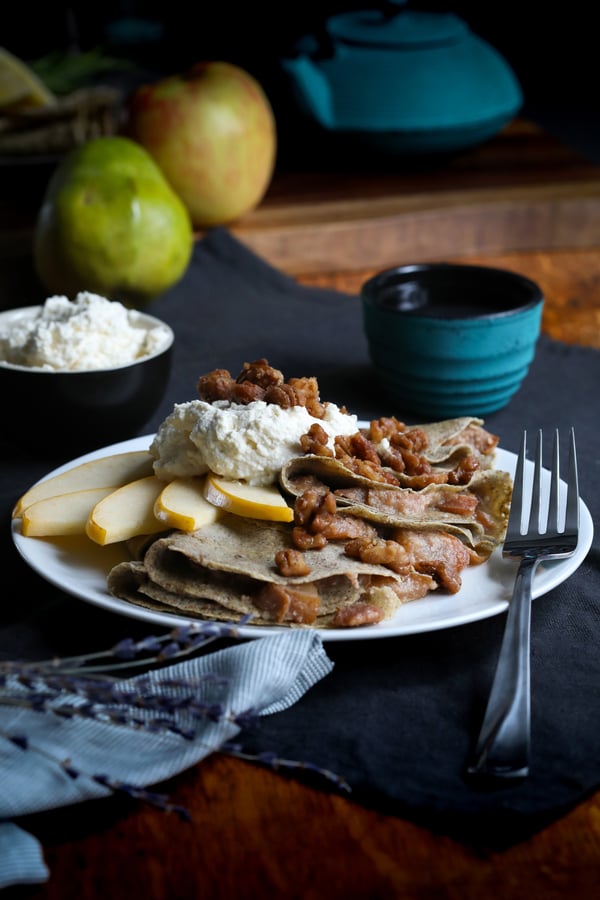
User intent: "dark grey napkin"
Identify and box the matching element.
[2,228,598,850]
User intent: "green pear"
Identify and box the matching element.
[33,136,193,306]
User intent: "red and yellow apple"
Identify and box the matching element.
[126,61,277,228]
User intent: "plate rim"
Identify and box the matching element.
[11,432,594,642]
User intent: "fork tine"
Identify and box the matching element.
[506,431,527,539]
[564,428,579,536]
[547,429,560,533]
[528,429,544,533]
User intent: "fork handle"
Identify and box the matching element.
[468,556,537,780]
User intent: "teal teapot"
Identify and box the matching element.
[281,2,523,156]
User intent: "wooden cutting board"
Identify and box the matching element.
[228,119,600,276]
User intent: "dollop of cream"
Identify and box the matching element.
[150,399,358,486]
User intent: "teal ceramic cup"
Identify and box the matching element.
[361,263,544,418]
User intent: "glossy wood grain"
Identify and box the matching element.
[230,121,600,277]
[13,750,600,899]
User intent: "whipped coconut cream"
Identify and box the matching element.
[0,292,171,371]
[151,399,359,486]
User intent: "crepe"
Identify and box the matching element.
[418,417,492,459]
[280,459,511,557]
[108,442,511,628]
[108,398,511,628]
[108,514,435,628]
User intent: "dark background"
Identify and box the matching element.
[4,1,600,164]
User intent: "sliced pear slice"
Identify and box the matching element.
[154,476,222,532]
[203,472,294,522]
[21,487,116,537]
[0,47,55,110]
[13,450,155,518]
[86,475,166,546]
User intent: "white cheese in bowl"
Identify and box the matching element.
[0,292,172,371]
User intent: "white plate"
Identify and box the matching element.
[11,433,594,642]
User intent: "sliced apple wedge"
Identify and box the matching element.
[203,472,294,522]
[21,487,116,537]
[86,475,166,546]
[13,450,155,517]
[155,476,222,532]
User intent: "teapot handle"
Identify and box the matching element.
[291,0,408,60]
[292,28,335,61]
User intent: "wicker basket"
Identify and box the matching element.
[0,86,123,155]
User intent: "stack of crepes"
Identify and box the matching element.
[107,412,512,630]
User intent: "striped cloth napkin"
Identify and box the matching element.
[0,629,332,889]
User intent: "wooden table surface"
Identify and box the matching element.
[3,122,600,898]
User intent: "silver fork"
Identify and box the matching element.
[468,428,580,780]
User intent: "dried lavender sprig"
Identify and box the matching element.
[1,677,259,738]
[4,725,349,823]
[90,774,191,820]
[0,618,252,679]
[0,693,213,733]
[222,742,352,793]
[0,623,342,823]
[4,732,190,819]
[4,670,228,701]
[3,669,232,712]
